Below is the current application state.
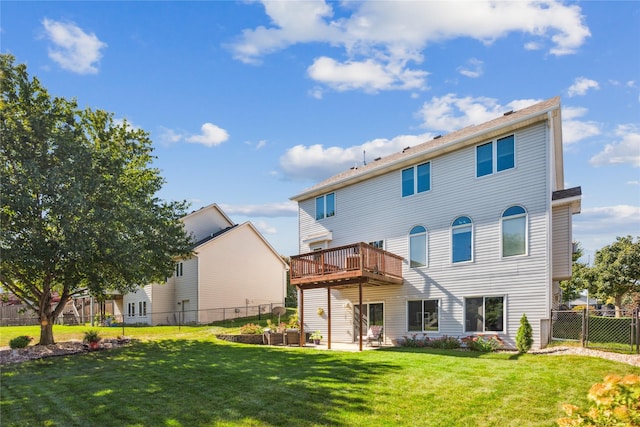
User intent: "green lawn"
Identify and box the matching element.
[2,326,639,426]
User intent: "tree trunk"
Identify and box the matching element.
[37,289,60,345]
[615,294,623,318]
[39,317,56,345]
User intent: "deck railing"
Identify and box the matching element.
[290,242,403,282]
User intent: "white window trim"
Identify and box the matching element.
[401,162,431,198]
[451,216,474,264]
[315,192,336,220]
[463,295,507,334]
[500,205,528,258]
[408,225,428,269]
[406,299,440,333]
[475,134,516,178]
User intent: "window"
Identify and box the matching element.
[465,296,504,332]
[127,302,135,317]
[175,262,183,277]
[369,240,384,249]
[315,192,335,220]
[409,226,427,268]
[139,301,147,316]
[402,162,431,197]
[502,205,527,257]
[476,135,515,177]
[452,216,472,263]
[408,299,439,332]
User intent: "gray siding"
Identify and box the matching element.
[552,205,572,281]
[298,123,554,349]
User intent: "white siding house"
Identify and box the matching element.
[122,203,288,325]
[290,97,580,350]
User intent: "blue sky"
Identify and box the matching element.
[2,1,639,261]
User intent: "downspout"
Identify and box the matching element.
[545,110,555,346]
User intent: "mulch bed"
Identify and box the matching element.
[0,338,134,365]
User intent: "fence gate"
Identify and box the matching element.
[551,308,640,354]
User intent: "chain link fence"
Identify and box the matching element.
[1,302,288,328]
[551,308,640,353]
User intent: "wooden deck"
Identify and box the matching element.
[290,243,404,289]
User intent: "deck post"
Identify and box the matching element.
[299,288,304,347]
[359,281,363,351]
[327,287,331,350]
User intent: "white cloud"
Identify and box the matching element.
[279,133,433,182]
[252,220,278,235]
[157,123,229,147]
[416,94,540,132]
[561,106,601,145]
[42,18,107,74]
[256,140,267,150]
[231,1,590,92]
[185,123,230,147]
[627,180,640,186]
[567,77,600,97]
[458,58,483,78]
[219,202,298,218]
[573,205,640,259]
[307,56,427,93]
[590,125,640,167]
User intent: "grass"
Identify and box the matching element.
[2,326,640,426]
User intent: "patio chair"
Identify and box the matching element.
[365,325,383,347]
[284,329,300,346]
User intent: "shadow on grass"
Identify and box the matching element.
[376,346,497,359]
[1,339,400,426]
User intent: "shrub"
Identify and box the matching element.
[516,313,533,353]
[239,323,263,335]
[83,329,101,343]
[463,335,503,352]
[9,335,33,349]
[558,374,640,426]
[429,335,461,350]
[401,334,429,348]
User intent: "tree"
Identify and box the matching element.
[560,242,591,304]
[0,54,194,344]
[589,236,640,317]
[515,313,533,353]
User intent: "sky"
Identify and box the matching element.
[2,0,639,263]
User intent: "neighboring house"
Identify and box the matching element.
[120,203,288,325]
[290,97,581,350]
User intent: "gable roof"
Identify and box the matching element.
[182,203,234,227]
[194,221,289,268]
[192,224,238,248]
[291,96,562,202]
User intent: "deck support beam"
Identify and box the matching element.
[327,287,331,350]
[358,281,363,352]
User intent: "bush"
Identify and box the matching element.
[429,335,461,349]
[516,313,533,353]
[239,323,263,335]
[83,329,101,343]
[558,374,640,426]
[463,335,503,352]
[400,335,461,349]
[9,335,33,349]
[401,334,429,348]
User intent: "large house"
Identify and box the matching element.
[120,203,289,325]
[290,96,581,350]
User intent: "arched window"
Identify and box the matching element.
[502,205,527,257]
[409,226,427,268]
[452,216,472,263]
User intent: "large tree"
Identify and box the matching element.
[559,241,590,304]
[0,54,194,344]
[589,236,640,316]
